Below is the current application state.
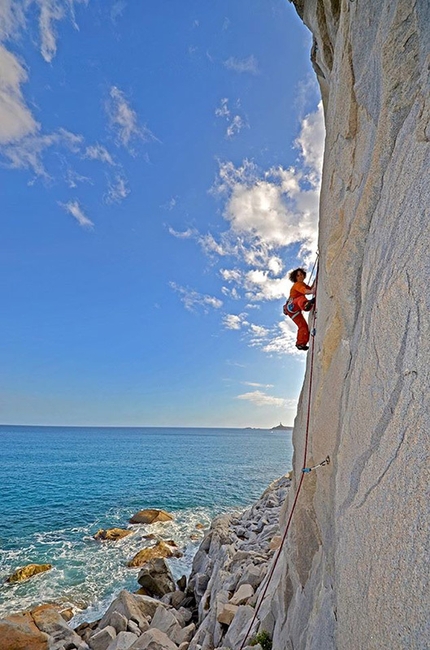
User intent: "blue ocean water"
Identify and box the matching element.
[0,425,292,622]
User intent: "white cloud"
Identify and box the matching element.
[205,102,324,303]
[236,382,297,410]
[36,0,87,63]
[170,282,223,313]
[223,313,248,330]
[295,100,324,177]
[2,128,83,176]
[215,97,248,139]
[85,144,115,165]
[243,382,274,388]
[224,55,259,75]
[168,226,195,239]
[105,173,129,203]
[59,200,94,229]
[260,320,304,357]
[107,86,157,151]
[249,323,269,337]
[0,44,39,144]
[226,115,246,138]
[215,98,230,119]
[110,0,126,24]
[0,2,26,40]
[162,197,177,211]
[236,390,285,408]
[66,168,92,188]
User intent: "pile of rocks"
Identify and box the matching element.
[186,474,290,650]
[0,477,290,650]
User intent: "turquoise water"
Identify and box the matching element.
[0,425,292,622]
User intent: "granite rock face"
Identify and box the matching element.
[263,1,430,649]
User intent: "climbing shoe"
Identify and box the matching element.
[303,298,315,311]
[296,344,309,351]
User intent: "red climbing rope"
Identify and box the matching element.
[239,259,319,649]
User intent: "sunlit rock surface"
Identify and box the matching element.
[263,1,430,648]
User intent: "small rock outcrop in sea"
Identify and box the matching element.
[127,540,182,568]
[94,529,134,541]
[129,509,174,525]
[6,563,52,583]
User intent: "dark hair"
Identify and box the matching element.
[289,267,307,283]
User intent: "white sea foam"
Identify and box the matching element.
[0,504,236,624]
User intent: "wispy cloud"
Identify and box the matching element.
[170,282,223,313]
[223,55,259,75]
[0,44,39,144]
[85,144,115,165]
[168,226,195,239]
[2,128,83,177]
[105,173,129,203]
[236,390,285,408]
[107,86,157,152]
[59,200,94,229]
[37,0,88,63]
[243,382,274,388]
[162,197,177,211]
[223,313,248,330]
[215,97,248,139]
[110,0,126,24]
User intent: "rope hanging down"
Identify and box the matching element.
[239,255,327,650]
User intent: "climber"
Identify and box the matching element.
[283,267,315,351]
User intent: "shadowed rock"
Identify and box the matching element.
[137,558,175,598]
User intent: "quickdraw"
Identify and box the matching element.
[302,456,330,473]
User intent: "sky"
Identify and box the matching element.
[0,0,325,429]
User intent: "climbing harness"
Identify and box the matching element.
[239,254,329,650]
[302,456,330,473]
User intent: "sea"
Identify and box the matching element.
[0,425,293,625]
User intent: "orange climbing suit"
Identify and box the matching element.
[286,281,313,347]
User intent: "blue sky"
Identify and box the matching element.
[0,0,324,428]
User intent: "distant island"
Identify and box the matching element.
[271,422,292,431]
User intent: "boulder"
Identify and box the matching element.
[229,584,254,606]
[106,631,138,650]
[89,626,116,650]
[216,603,239,626]
[94,529,134,541]
[30,604,83,649]
[237,564,264,590]
[223,605,254,650]
[149,606,183,644]
[0,612,49,650]
[6,563,52,583]
[128,541,182,568]
[130,628,178,649]
[109,612,128,634]
[137,558,176,598]
[170,591,186,609]
[99,591,152,633]
[129,510,174,525]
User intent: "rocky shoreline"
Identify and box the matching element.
[0,475,290,650]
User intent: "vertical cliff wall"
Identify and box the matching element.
[264,1,429,648]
